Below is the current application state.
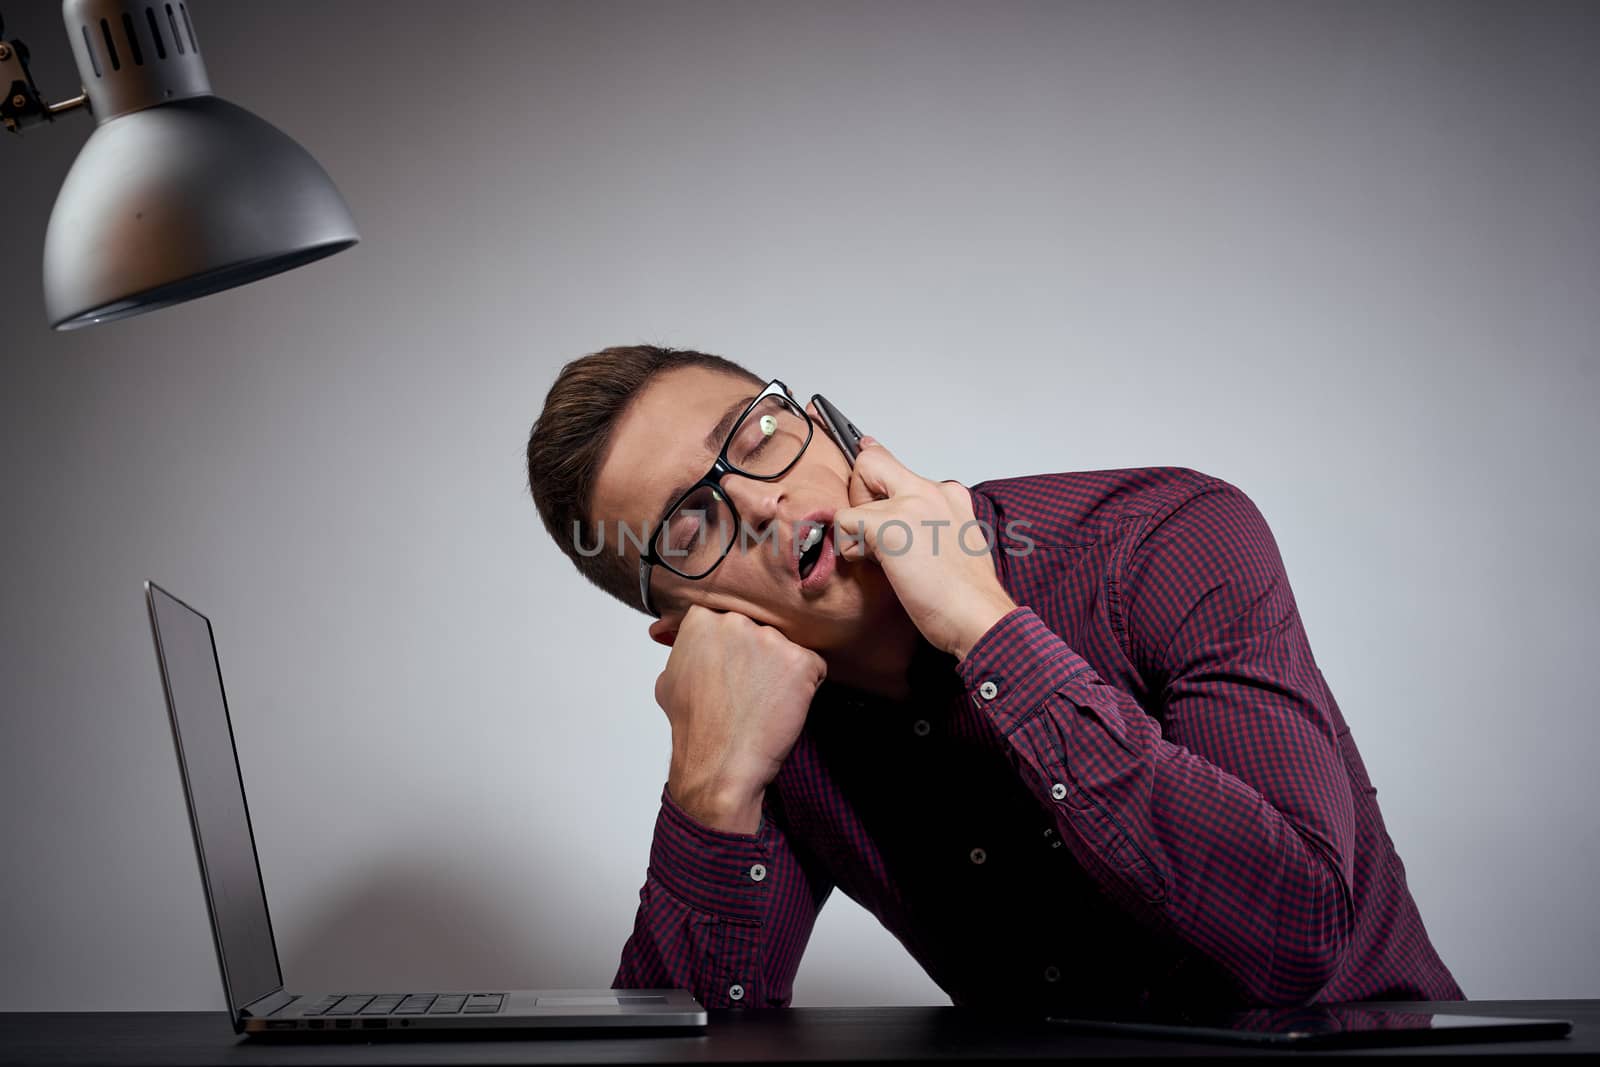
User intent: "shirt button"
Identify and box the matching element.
[749,863,766,882]
[1050,783,1068,801]
[912,719,931,737]
[1043,965,1062,983]
[728,984,745,1001]
[978,680,999,701]
[969,847,987,865]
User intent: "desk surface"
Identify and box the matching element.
[0,1000,1592,1064]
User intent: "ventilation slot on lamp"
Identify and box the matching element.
[119,13,143,65]
[80,23,101,77]
[97,17,118,70]
[165,3,184,54]
[144,7,166,58]
[163,2,196,54]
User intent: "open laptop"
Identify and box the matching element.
[144,580,706,1036]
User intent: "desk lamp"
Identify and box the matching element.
[1,0,358,330]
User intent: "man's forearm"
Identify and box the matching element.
[954,606,1356,1004]
[614,784,832,1008]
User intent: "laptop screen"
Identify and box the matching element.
[147,583,282,1016]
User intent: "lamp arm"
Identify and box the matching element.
[1,12,89,135]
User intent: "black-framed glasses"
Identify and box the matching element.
[638,379,814,617]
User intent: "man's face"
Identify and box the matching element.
[590,365,898,651]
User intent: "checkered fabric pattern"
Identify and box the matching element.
[614,466,1464,1013]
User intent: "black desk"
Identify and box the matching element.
[0,1000,1590,1064]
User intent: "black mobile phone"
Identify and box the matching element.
[810,393,864,464]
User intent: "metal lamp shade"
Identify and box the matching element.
[42,93,359,330]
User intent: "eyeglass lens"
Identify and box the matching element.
[653,394,810,576]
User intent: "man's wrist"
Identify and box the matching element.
[666,777,765,835]
[951,590,1019,662]
[651,784,771,922]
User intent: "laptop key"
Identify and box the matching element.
[428,994,468,1014]
[393,994,436,1015]
[325,995,375,1015]
[361,994,406,1015]
[463,994,504,1013]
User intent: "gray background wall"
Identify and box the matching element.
[2,0,1596,1011]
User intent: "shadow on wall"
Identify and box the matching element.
[279,852,590,993]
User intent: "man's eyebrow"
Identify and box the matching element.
[650,393,758,530]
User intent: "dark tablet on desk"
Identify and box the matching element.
[1047,1004,1572,1049]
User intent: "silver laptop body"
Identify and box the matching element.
[145,581,706,1035]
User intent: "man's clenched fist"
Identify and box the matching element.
[656,605,828,834]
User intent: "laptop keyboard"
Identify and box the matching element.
[305,993,505,1016]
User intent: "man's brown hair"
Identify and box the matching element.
[526,344,763,616]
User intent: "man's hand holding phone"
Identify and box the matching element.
[833,436,1018,663]
[655,605,827,835]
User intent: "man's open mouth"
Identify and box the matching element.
[798,523,826,579]
[794,511,835,585]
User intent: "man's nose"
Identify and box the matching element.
[723,474,784,535]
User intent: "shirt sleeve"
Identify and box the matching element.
[953,479,1356,1005]
[612,783,834,1008]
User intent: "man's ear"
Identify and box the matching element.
[648,615,678,647]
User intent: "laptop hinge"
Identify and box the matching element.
[240,990,298,1018]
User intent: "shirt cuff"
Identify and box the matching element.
[648,784,773,923]
[954,606,1094,736]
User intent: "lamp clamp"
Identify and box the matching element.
[1,11,89,134]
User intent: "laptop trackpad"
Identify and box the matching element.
[535,995,669,1008]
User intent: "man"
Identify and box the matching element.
[524,344,1464,1015]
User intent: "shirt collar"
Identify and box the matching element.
[817,631,959,713]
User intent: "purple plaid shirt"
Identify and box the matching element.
[613,466,1464,1013]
